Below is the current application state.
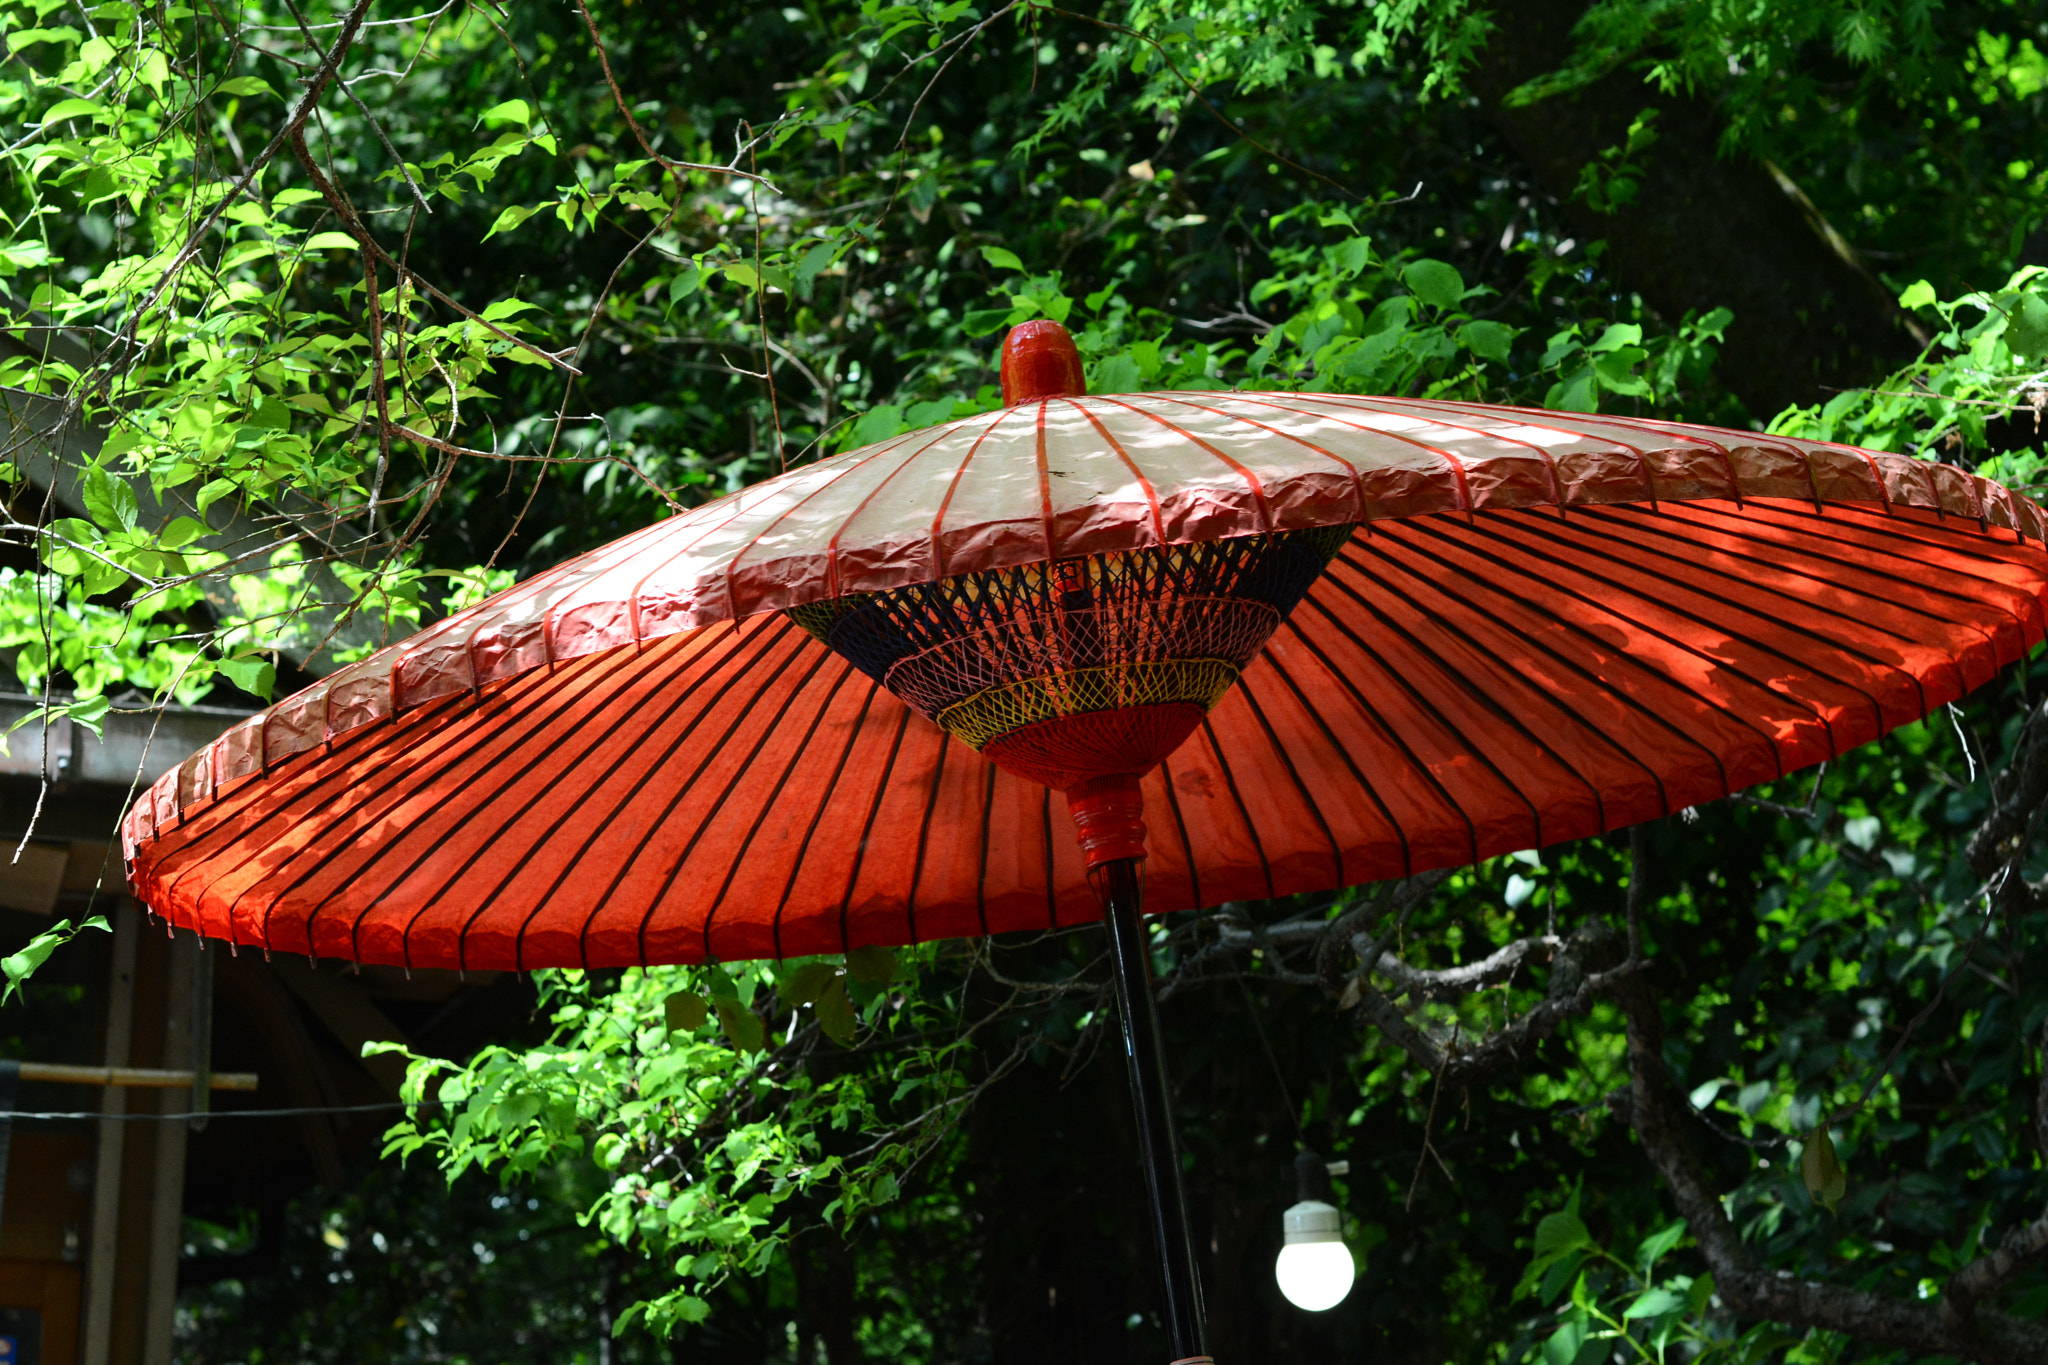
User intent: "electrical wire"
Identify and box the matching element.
[0,1101,424,1121]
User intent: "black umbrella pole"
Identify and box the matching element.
[1100,856,1213,1365]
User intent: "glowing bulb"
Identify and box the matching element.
[1275,1200,1354,1311]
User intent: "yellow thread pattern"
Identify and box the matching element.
[936,658,1240,750]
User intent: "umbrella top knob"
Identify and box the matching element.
[1000,320,1086,405]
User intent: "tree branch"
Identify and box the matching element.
[1360,918,1629,1088]
[285,126,580,375]
[1610,978,2048,1364]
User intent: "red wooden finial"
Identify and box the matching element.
[1000,320,1086,406]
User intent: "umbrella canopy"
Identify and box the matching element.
[120,353,2048,970]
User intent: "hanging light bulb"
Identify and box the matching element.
[1276,1149,1355,1312]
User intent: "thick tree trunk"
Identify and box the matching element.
[1465,0,1919,419]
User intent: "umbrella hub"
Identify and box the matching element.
[785,524,1352,803]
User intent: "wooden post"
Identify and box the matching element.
[81,904,138,1365]
[139,933,193,1365]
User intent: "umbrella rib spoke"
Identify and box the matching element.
[1198,715,1276,900]
[509,622,814,971]
[1312,550,1562,848]
[369,639,723,964]
[669,648,844,964]
[1320,540,1626,828]
[1264,618,1417,877]
[776,680,892,959]
[456,626,794,970]
[889,710,942,945]
[699,661,867,962]
[1399,512,1848,730]
[1355,523,1761,791]
[1603,501,2033,636]
[1464,509,1918,740]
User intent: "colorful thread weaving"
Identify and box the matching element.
[787,525,1353,788]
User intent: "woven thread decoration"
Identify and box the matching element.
[788,525,1353,789]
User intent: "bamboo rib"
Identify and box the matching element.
[13,1063,258,1091]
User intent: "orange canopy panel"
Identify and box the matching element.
[121,396,2048,970]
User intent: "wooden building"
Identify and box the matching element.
[0,694,529,1364]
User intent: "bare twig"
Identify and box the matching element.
[569,0,777,195]
[286,125,580,375]
[113,0,376,358]
[1038,3,1373,205]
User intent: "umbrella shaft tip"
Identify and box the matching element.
[1002,320,1086,405]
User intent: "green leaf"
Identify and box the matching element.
[904,399,957,428]
[714,998,766,1051]
[80,556,124,599]
[1536,1250,1585,1305]
[2,916,109,1005]
[1459,320,1516,363]
[1800,1127,1848,1212]
[846,404,906,448]
[2006,292,2048,360]
[668,264,704,305]
[158,516,210,550]
[1636,1219,1687,1271]
[41,98,105,126]
[814,977,857,1047]
[195,478,239,515]
[1327,236,1374,278]
[1402,258,1466,311]
[1623,1287,1685,1319]
[1591,349,1652,396]
[961,308,1014,338]
[1540,1319,1585,1365]
[1587,322,1644,353]
[2,29,79,55]
[980,245,1025,272]
[302,232,360,251]
[493,1091,542,1128]
[794,242,837,286]
[664,991,708,1033]
[216,655,276,700]
[480,297,543,322]
[1091,353,1142,394]
[780,962,839,1005]
[846,945,898,984]
[212,76,275,98]
[1532,1210,1591,1257]
[65,694,110,738]
[477,99,532,128]
[483,205,538,240]
[1898,279,1938,310]
[80,464,138,532]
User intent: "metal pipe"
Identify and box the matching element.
[1099,856,1212,1365]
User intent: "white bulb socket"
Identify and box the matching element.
[1276,1200,1354,1311]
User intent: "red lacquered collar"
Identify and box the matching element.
[1000,319,1086,405]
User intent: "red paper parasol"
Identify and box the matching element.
[120,322,2048,1363]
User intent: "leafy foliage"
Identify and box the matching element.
[375,947,1004,1340]
[1,0,2046,1359]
